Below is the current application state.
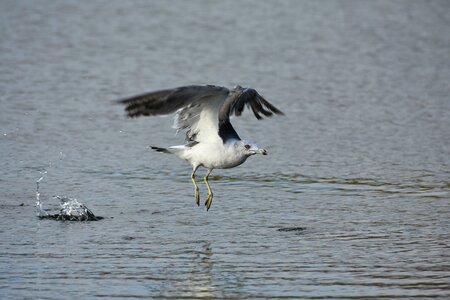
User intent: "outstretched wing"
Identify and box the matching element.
[116,85,228,118]
[116,84,284,144]
[217,85,284,142]
[219,85,284,121]
[115,85,229,143]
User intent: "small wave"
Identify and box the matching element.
[277,227,306,232]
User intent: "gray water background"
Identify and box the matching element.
[1,0,449,298]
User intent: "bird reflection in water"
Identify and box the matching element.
[186,241,214,298]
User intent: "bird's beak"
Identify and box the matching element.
[249,146,268,156]
[259,149,268,155]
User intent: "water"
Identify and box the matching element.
[1,0,449,298]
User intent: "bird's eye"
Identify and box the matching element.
[244,144,251,150]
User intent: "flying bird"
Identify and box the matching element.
[116,85,283,210]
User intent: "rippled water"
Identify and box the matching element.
[1,0,449,298]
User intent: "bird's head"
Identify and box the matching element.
[239,140,268,156]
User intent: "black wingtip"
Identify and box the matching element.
[150,146,170,153]
[274,109,285,116]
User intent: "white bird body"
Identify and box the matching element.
[116,84,283,210]
[175,139,249,170]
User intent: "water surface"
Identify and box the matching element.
[1,0,449,298]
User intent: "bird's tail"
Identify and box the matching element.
[150,146,171,154]
[150,145,185,155]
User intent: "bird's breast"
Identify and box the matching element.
[191,142,248,169]
[216,155,248,169]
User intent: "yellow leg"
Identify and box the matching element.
[191,167,200,206]
[204,169,213,211]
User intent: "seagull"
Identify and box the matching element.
[116,85,283,210]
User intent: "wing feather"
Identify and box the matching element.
[115,85,228,118]
[219,86,284,123]
[115,84,284,145]
[216,85,284,142]
[115,85,229,143]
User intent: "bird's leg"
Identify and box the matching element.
[204,169,213,211]
[191,166,200,206]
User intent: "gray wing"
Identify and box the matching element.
[116,84,284,144]
[217,85,284,142]
[115,85,229,118]
[116,85,230,143]
[219,85,284,122]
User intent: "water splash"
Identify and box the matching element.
[52,196,100,221]
[35,186,103,221]
[35,170,48,217]
[34,154,102,221]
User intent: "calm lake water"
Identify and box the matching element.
[1,0,449,298]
